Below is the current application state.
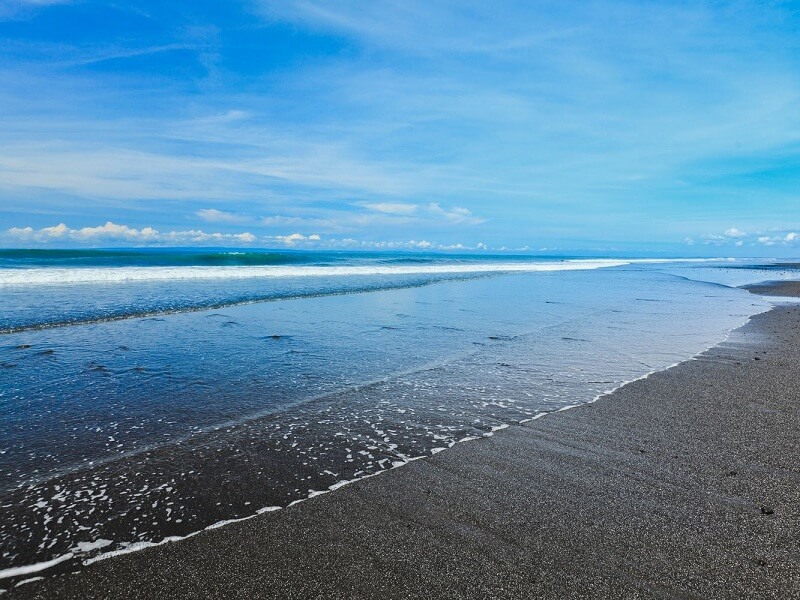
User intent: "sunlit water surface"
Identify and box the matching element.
[0,252,790,574]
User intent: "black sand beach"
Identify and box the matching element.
[8,303,800,599]
[744,280,800,297]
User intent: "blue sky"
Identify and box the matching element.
[0,0,799,255]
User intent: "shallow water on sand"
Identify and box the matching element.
[0,259,776,574]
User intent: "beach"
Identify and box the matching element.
[3,1,798,596]
[3,257,764,575]
[7,296,800,598]
[4,0,800,595]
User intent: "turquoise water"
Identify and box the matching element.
[0,251,786,577]
[0,250,629,332]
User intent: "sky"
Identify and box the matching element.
[0,0,799,255]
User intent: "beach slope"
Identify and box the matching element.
[10,305,800,599]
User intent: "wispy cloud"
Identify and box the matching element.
[196,208,249,224]
[256,202,486,234]
[0,0,72,21]
[62,44,202,68]
[0,141,418,201]
[257,1,579,57]
[2,1,800,252]
[357,202,418,215]
[426,203,485,225]
[353,202,485,225]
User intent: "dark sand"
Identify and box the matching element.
[744,280,800,297]
[8,305,800,599]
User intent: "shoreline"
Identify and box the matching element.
[0,288,767,587]
[1,267,758,582]
[8,299,800,597]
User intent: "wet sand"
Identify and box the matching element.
[744,280,800,297]
[8,304,800,599]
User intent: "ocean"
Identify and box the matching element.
[0,249,794,578]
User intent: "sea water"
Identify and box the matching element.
[0,250,788,576]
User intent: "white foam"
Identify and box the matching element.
[0,553,74,580]
[73,539,112,553]
[204,519,237,530]
[257,506,281,514]
[0,259,637,285]
[83,535,200,565]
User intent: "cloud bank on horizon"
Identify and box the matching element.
[0,0,799,254]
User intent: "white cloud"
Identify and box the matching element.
[8,226,34,236]
[318,238,489,251]
[698,227,800,248]
[41,223,70,238]
[270,232,308,245]
[75,222,160,241]
[6,222,258,245]
[260,233,471,249]
[724,227,747,238]
[427,203,486,225]
[196,208,249,224]
[753,230,800,246]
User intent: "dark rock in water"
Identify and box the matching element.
[15,344,32,349]
[754,356,761,361]
[760,506,774,515]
